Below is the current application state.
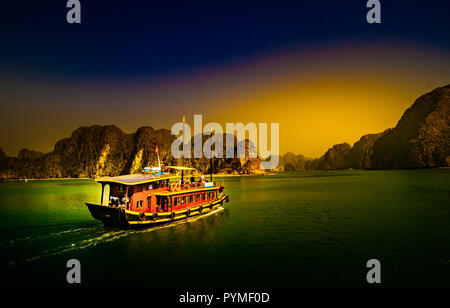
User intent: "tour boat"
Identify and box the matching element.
[86,166,229,229]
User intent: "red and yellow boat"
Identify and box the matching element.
[86,166,229,229]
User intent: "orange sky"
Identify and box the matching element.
[1,43,449,158]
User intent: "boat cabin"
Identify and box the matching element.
[96,173,221,214]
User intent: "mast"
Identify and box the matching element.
[210,128,214,182]
[181,113,185,184]
[155,145,161,168]
[182,114,186,145]
[157,150,161,168]
[210,154,213,182]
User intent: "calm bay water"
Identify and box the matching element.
[0,170,449,287]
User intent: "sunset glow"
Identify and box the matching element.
[2,44,449,157]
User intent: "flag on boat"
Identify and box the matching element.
[155,145,159,154]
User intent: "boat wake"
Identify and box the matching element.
[19,207,225,264]
[2,227,98,246]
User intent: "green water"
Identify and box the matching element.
[0,170,449,287]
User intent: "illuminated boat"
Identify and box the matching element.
[86,166,229,229]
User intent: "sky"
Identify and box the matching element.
[1,1,450,158]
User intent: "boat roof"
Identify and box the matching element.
[95,173,178,185]
[166,166,196,171]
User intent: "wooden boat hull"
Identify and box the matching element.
[86,194,229,229]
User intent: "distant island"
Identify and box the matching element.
[0,85,449,179]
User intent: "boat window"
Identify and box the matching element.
[174,197,178,206]
[147,196,151,208]
[203,193,207,200]
[137,200,143,208]
[189,195,194,203]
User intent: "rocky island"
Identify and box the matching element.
[0,126,262,179]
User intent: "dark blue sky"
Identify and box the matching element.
[2,0,449,81]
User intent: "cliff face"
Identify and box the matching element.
[280,84,450,170]
[0,126,262,179]
[52,125,135,178]
[317,143,351,170]
[280,137,383,171]
[371,85,450,168]
[346,133,384,169]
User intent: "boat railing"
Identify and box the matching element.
[177,182,217,191]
